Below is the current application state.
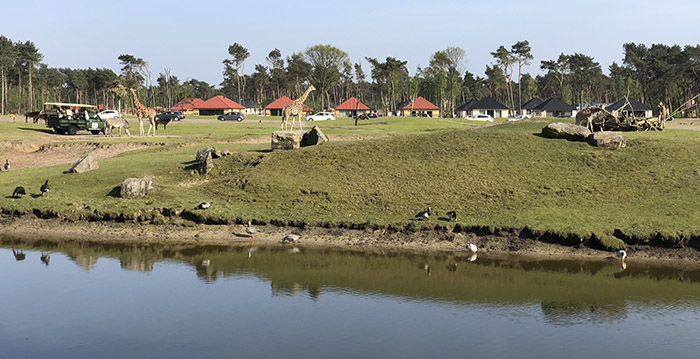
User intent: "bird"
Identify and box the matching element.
[196,202,212,210]
[466,243,478,253]
[40,180,50,195]
[415,207,432,220]
[12,186,26,198]
[616,249,627,261]
[282,234,300,244]
[446,211,457,221]
[3,159,9,171]
[40,252,51,265]
[245,220,259,239]
[201,259,211,267]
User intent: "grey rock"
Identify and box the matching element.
[589,131,626,149]
[271,131,304,151]
[301,126,329,147]
[120,178,154,198]
[196,147,216,174]
[542,122,592,141]
[69,153,99,173]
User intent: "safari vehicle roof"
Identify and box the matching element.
[43,102,97,108]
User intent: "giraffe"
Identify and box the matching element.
[129,88,156,136]
[281,85,315,131]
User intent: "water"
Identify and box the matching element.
[1,238,700,359]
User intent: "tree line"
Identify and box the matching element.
[2,35,699,117]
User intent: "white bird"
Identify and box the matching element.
[197,202,212,210]
[245,221,259,239]
[616,249,627,261]
[467,243,478,253]
[282,234,300,244]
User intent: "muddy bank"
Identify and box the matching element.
[2,214,700,265]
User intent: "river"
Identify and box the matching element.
[1,239,699,359]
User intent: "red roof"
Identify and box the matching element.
[197,96,245,110]
[335,97,370,111]
[402,96,439,110]
[265,96,313,111]
[171,98,204,111]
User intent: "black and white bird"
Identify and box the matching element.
[40,180,50,195]
[40,252,51,266]
[616,249,627,261]
[466,243,478,253]
[415,207,432,220]
[3,159,9,171]
[282,234,300,244]
[446,211,457,221]
[245,220,259,239]
[196,202,212,209]
[12,186,26,198]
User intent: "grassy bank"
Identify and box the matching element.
[1,118,699,248]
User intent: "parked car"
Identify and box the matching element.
[97,110,121,120]
[410,113,430,117]
[506,114,530,122]
[368,113,378,118]
[155,111,180,122]
[305,112,335,121]
[466,114,494,122]
[218,112,244,121]
[162,110,185,121]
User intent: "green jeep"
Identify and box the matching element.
[43,102,105,135]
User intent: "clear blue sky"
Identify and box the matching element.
[3,0,699,86]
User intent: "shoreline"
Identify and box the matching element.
[2,215,700,266]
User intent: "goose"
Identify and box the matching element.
[196,202,212,210]
[40,180,50,195]
[466,243,478,253]
[446,211,457,221]
[415,207,432,220]
[616,249,627,261]
[12,186,26,198]
[245,221,259,239]
[40,252,51,265]
[282,234,300,244]
[3,159,9,171]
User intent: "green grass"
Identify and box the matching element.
[2,117,700,243]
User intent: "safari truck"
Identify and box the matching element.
[43,102,105,135]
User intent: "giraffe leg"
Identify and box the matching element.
[139,119,144,136]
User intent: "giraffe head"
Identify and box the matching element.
[308,85,316,92]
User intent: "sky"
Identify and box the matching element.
[3,0,700,87]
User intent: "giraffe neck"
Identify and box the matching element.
[131,91,146,112]
[296,87,313,104]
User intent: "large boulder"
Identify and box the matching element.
[542,122,592,141]
[69,153,99,173]
[589,131,626,149]
[301,126,329,147]
[120,178,154,198]
[272,131,304,151]
[195,147,218,174]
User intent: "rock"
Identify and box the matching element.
[120,178,154,198]
[542,122,592,141]
[196,147,216,174]
[272,131,304,151]
[589,131,626,149]
[69,153,99,173]
[301,126,329,147]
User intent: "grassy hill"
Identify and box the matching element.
[1,118,699,245]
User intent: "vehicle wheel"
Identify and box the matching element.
[237,118,243,122]
[90,130,101,135]
[67,125,78,135]
[218,116,224,121]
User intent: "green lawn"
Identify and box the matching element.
[1,117,699,245]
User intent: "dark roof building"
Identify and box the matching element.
[606,97,653,117]
[532,98,576,118]
[458,97,509,118]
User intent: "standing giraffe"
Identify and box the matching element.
[282,85,315,131]
[129,88,156,136]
